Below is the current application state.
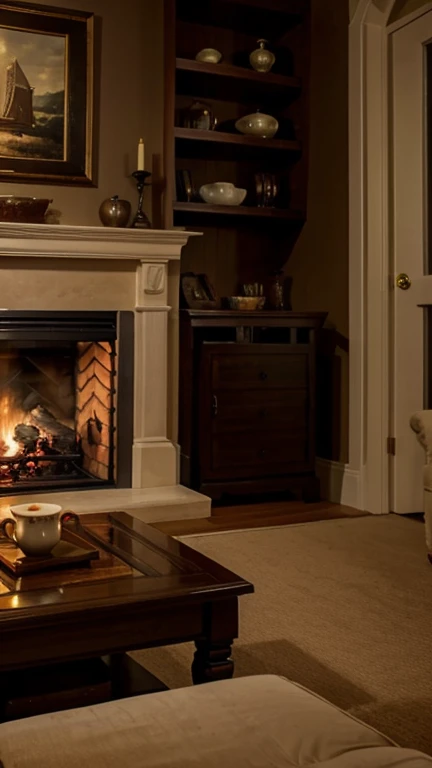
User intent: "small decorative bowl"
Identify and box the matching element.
[196,48,223,64]
[200,182,246,206]
[0,196,52,223]
[227,296,266,311]
[235,111,279,139]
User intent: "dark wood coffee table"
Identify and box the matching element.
[0,511,253,719]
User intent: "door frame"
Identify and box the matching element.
[348,0,432,513]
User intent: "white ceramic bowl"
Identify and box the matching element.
[200,182,247,206]
[196,48,222,64]
[235,112,279,139]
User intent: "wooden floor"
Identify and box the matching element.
[153,500,367,536]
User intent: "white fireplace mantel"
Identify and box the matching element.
[0,222,200,260]
[0,223,209,524]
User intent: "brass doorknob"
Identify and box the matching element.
[396,273,411,290]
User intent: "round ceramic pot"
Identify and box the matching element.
[0,503,78,557]
[99,195,131,227]
[249,39,275,73]
[196,48,222,64]
[199,182,247,206]
[235,111,279,139]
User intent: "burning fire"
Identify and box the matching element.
[0,394,28,457]
[0,392,79,487]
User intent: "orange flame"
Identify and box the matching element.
[0,394,29,457]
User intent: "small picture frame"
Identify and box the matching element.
[180,272,219,309]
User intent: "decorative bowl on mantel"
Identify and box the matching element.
[0,196,52,224]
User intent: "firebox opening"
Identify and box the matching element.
[0,311,134,496]
[0,339,115,492]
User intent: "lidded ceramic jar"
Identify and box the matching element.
[249,39,275,73]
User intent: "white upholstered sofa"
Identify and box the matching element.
[410,411,432,557]
[0,675,430,768]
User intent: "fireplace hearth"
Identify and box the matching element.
[0,311,133,495]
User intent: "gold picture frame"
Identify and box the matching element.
[0,2,94,186]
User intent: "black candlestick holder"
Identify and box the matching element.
[131,170,152,229]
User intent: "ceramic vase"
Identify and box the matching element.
[99,195,131,228]
[249,39,276,73]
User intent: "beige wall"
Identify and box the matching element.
[287,0,349,461]
[0,0,164,226]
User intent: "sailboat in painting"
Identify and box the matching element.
[0,59,34,132]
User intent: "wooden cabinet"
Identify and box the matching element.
[180,310,326,501]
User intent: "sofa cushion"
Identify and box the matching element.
[0,675,431,768]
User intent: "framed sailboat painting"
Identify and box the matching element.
[0,2,94,185]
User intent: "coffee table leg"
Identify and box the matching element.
[192,639,234,684]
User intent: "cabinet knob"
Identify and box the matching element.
[259,371,268,381]
[259,449,267,458]
[260,409,268,418]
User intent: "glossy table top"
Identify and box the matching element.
[0,511,253,619]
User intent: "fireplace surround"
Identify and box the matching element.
[0,223,209,522]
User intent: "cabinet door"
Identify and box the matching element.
[198,344,314,482]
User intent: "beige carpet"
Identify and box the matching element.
[133,515,432,755]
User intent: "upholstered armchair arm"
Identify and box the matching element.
[410,411,432,462]
[410,411,432,555]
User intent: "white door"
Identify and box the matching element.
[391,12,432,513]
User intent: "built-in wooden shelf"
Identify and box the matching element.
[176,58,301,104]
[174,127,301,156]
[173,202,305,221]
[176,0,303,38]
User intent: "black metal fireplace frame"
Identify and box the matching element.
[0,310,134,494]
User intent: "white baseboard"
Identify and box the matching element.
[316,458,361,509]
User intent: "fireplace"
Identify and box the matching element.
[0,311,134,495]
[0,223,210,524]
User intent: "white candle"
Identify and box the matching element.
[137,138,145,171]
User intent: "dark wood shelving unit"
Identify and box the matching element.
[173,202,305,221]
[164,0,316,503]
[176,58,301,104]
[174,127,302,165]
[175,0,303,38]
[164,0,311,279]
[174,127,301,154]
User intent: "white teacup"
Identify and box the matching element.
[0,503,78,557]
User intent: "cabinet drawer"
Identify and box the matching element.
[210,432,309,476]
[212,389,307,433]
[212,353,308,389]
